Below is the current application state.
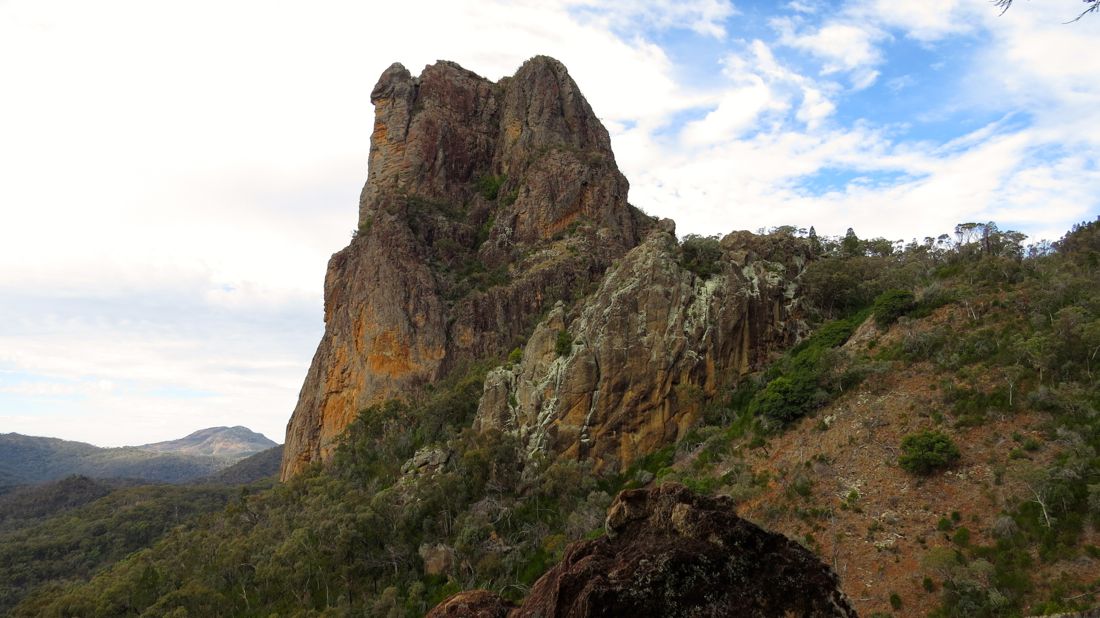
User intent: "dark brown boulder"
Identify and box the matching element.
[430,483,856,617]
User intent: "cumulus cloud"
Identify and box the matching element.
[618,0,1099,242]
[566,0,737,38]
[781,22,885,74]
[796,87,835,128]
[680,78,785,145]
[850,0,981,42]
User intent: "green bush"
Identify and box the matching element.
[749,375,819,427]
[952,526,970,546]
[507,347,523,365]
[555,330,573,357]
[872,289,916,328]
[353,216,373,239]
[898,431,960,475]
[476,174,506,201]
[746,309,869,429]
[680,234,723,278]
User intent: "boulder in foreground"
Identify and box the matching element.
[429,483,856,617]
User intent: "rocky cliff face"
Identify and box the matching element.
[475,224,811,472]
[282,57,650,479]
[427,483,856,617]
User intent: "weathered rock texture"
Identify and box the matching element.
[475,224,812,472]
[429,483,856,617]
[282,57,650,479]
[426,589,513,618]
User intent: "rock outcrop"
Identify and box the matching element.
[428,483,857,617]
[475,224,812,472]
[282,57,651,479]
[426,590,512,618]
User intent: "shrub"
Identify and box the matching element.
[352,216,373,239]
[555,331,573,357]
[872,289,916,328]
[952,526,971,546]
[992,515,1019,539]
[747,309,869,429]
[898,430,960,475]
[749,375,819,427]
[680,234,723,278]
[476,174,506,201]
[507,347,523,365]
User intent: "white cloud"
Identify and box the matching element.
[614,14,1098,242]
[0,291,318,445]
[887,74,916,92]
[616,0,1099,243]
[778,20,886,75]
[797,87,835,128]
[787,1,820,15]
[566,0,737,38]
[851,0,980,42]
[681,78,785,145]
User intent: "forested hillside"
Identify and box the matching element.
[195,445,283,486]
[0,476,121,528]
[11,217,1096,617]
[0,482,236,614]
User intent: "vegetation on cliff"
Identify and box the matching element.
[12,217,1097,617]
[654,217,1100,617]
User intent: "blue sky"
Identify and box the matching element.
[1,0,1098,446]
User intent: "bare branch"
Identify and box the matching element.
[1068,1,1100,22]
[994,0,1099,21]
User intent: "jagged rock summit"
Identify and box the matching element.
[282,56,651,479]
[282,56,814,479]
[427,483,857,617]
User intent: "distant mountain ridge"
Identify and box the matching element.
[138,425,276,460]
[0,427,278,485]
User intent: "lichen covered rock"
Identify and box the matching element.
[475,224,812,472]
